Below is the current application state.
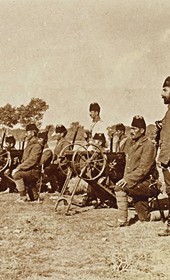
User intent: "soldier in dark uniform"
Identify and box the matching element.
[44,125,70,193]
[114,116,159,226]
[112,123,132,153]
[5,135,16,150]
[92,133,107,150]
[158,76,170,236]
[12,124,42,202]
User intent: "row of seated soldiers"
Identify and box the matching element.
[0,123,111,197]
[0,124,70,198]
[0,120,163,227]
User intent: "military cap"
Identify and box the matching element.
[131,115,146,130]
[26,123,39,132]
[55,125,67,134]
[5,135,16,144]
[115,123,125,132]
[93,133,106,143]
[89,102,100,113]
[38,131,48,141]
[163,76,170,88]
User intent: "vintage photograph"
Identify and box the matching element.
[0,1,170,279]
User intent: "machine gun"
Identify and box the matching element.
[0,129,11,175]
[55,141,126,214]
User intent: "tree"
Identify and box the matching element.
[0,103,19,128]
[17,98,49,128]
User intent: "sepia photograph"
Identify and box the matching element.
[0,1,170,279]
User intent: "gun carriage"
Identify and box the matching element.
[0,148,24,192]
[55,142,126,214]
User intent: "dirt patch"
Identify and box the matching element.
[0,193,169,280]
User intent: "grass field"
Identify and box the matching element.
[0,191,170,280]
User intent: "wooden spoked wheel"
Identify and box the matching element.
[0,150,11,173]
[58,143,75,175]
[72,143,106,181]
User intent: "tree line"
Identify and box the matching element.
[0,98,156,143]
[0,98,49,129]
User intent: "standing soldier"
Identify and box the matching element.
[88,103,108,137]
[12,124,42,202]
[85,102,109,147]
[158,76,170,236]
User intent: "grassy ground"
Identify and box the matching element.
[0,192,170,280]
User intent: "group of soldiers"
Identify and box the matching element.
[0,76,170,237]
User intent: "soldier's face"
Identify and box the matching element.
[25,130,34,140]
[93,139,102,147]
[130,127,144,141]
[161,87,170,104]
[115,130,123,138]
[89,111,99,120]
[6,142,12,149]
[55,132,63,140]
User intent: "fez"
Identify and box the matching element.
[26,123,39,132]
[89,102,100,113]
[38,131,48,141]
[93,133,106,143]
[115,123,125,132]
[5,135,16,144]
[131,116,146,130]
[163,76,170,88]
[55,125,67,134]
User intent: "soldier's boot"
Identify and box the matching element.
[48,177,59,193]
[32,186,39,201]
[26,184,39,201]
[133,199,150,221]
[115,190,128,226]
[158,195,170,236]
[15,179,27,202]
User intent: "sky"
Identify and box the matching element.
[0,0,170,129]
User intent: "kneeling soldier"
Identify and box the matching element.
[44,125,70,193]
[12,124,42,202]
[115,116,159,226]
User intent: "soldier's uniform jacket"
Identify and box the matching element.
[158,105,170,166]
[124,135,157,188]
[18,138,42,171]
[53,138,70,164]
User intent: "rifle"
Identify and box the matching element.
[22,136,26,151]
[71,126,80,150]
[1,128,6,149]
[155,120,162,150]
[110,133,113,152]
